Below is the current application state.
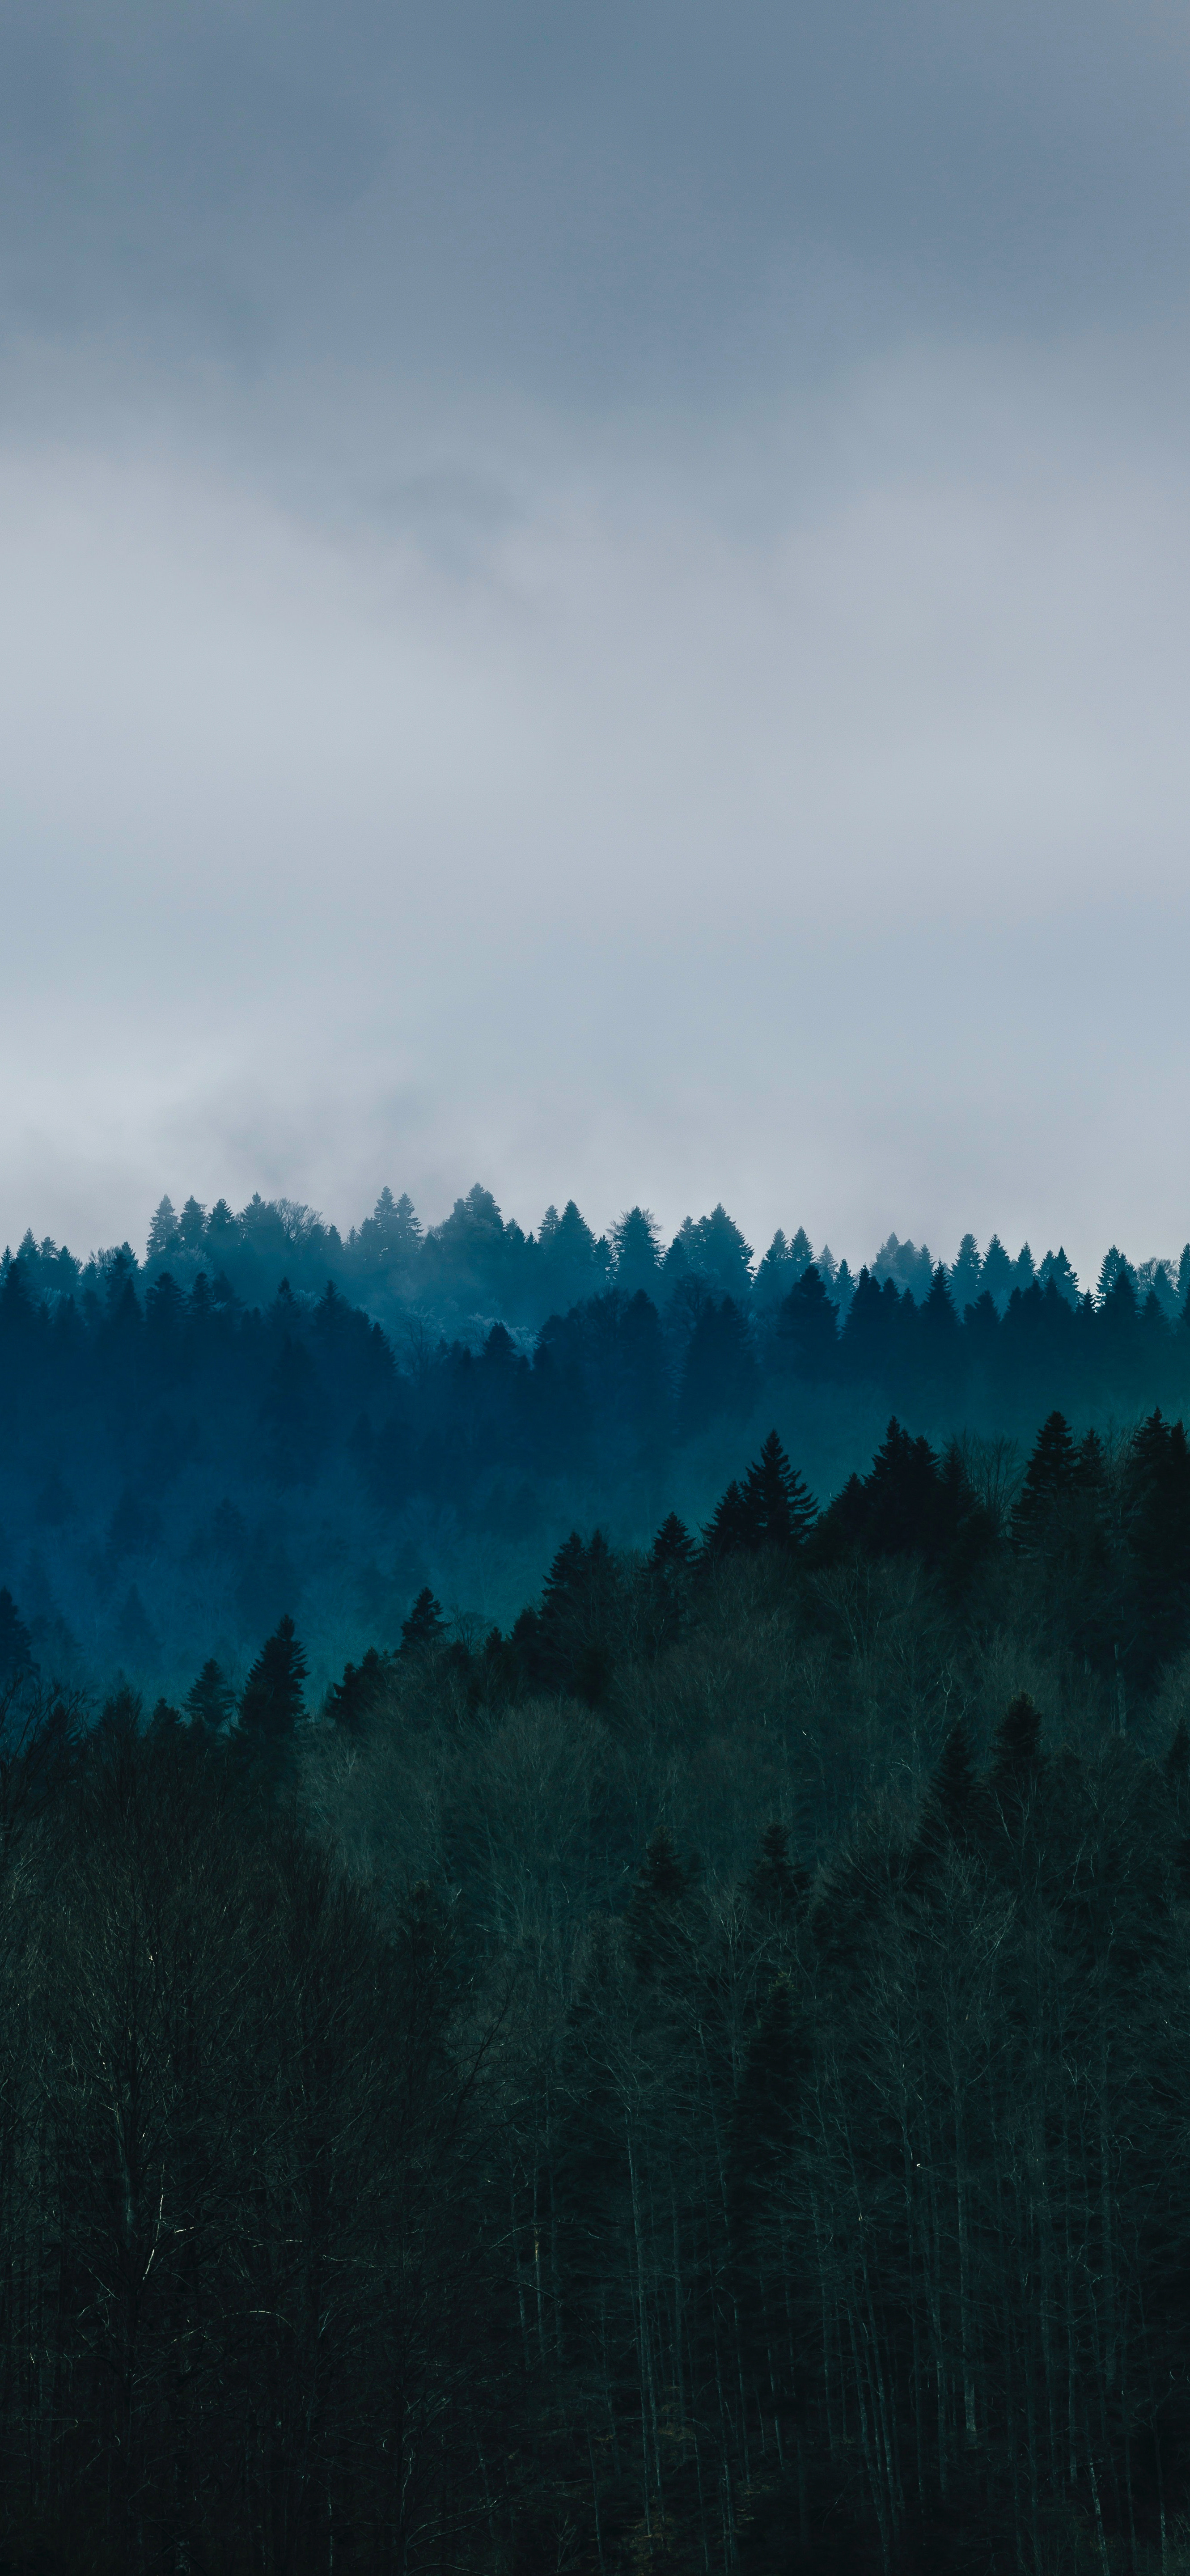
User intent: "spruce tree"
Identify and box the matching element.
[648,1512,696,1581]
[400,1588,446,1654]
[948,1234,982,1312]
[609,1206,662,1296]
[240,1614,307,1738]
[775,1264,839,1379]
[700,1478,753,1563]
[739,1429,816,1551]
[1012,1411,1077,1550]
[980,1234,1014,1309]
[145,1195,179,1263]
[326,1646,394,1731]
[184,1658,235,1729]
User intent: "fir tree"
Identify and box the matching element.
[648,1513,696,1581]
[1012,1411,1077,1549]
[401,1588,446,1654]
[184,1658,235,1729]
[701,1478,753,1562]
[326,1645,394,1730]
[610,1205,662,1296]
[980,1234,1014,1310]
[739,1429,817,1550]
[948,1233,982,1311]
[145,1195,179,1262]
[775,1263,839,1378]
[240,1614,307,1738]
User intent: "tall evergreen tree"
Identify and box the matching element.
[184,1658,235,1729]
[1012,1410,1078,1549]
[401,1588,446,1654]
[240,1614,307,1738]
[739,1430,817,1550]
[775,1263,839,1378]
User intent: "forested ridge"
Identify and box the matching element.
[4,1407,1190,2568]
[3,1186,1190,1696]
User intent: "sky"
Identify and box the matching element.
[2,0,1190,1286]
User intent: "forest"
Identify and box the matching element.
[3,1402,1190,2570]
[2,1185,1190,1698]
[5,1188,1190,2568]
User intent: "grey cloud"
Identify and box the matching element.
[0,1,1188,1280]
[2,2,1189,398]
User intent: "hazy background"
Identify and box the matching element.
[2,0,1189,1282]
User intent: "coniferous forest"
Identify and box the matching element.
[6,1191,1190,2568]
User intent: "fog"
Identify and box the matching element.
[2,0,1189,1280]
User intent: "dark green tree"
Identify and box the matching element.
[326,1645,394,1731]
[239,1613,307,1738]
[183,1658,235,1729]
[739,1429,816,1550]
[401,1588,446,1654]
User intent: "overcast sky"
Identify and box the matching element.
[2,0,1190,1283]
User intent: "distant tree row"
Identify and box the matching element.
[6,1226,1190,1695]
[6,1180,1187,1335]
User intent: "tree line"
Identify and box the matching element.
[4,1220,1190,1695]
[8,1182,1186,1339]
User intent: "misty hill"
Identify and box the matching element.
[4,1198,1190,1700]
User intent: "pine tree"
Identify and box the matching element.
[400,1588,446,1654]
[145,1195,179,1262]
[1012,1411,1078,1549]
[980,1234,1014,1310]
[648,1512,696,1580]
[326,1646,394,1730]
[610,1206,662,1296]
[775,1263,839,1378]
[184,1658,235,1729]
[700,1478,753,1563]
[948,1233,982,1312]
[240,1614,307,1737]
[1097,1245,1135,1303]
[739,1429,817,1550]
[177,1196,207,1249]
[1039,1245,1080,1305]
